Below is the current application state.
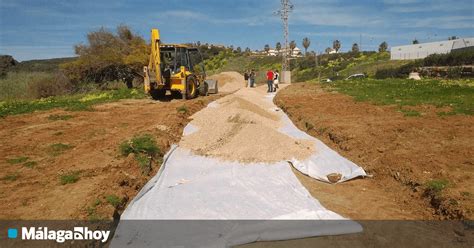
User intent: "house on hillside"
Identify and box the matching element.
[390,37,474,60]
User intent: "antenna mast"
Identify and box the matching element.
[276,0,293,73]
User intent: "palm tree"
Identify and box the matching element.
[275,42,282,55]
[302,37,311,55]
[289,40,296,56]
[333,40,341,53]
[378,41,388,53]
[351,43,359,53]
[264,44,270,54]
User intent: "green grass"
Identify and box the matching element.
[6,156,29,164]
[47,114,73,121]
[86,198,102,220]
[105,194,121,208]
[48,143,74,156]
[23,161,37,168]
[119,134,160,157]
[119,134,160,175]
[426,179,449,193]
[0,88,146,117]
[0,72,53,101]
[59,171,80,185]
[2,172,20,181]
[176,105,189,114]
[327,78,474,115]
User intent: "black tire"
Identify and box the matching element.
[185,76,198,99]
[171,90,182,99]
[199,82,209,96]
[150,88,166,100]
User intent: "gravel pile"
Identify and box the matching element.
[180,72,315,163]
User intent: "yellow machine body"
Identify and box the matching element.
[143,28,205,99]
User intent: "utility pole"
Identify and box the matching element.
[275,0,293,83]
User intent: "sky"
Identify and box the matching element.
[0,0,473,61]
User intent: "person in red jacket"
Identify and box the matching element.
[266,69,274,93]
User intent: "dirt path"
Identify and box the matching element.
[0,94,221,220]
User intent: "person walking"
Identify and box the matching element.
[266,69,274,93]
[273,70,279,92]
[244,70,250,87]
[250,69,256,87]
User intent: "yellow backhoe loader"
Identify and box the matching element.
[143,29,217,99]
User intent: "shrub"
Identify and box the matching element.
[119,134,159,157]
[27,72,72,98]
[447,66,463,79]
[375,61,422,79]
[424,48,474,66]
[60,25,148,87]
[120,134,160,175]
[426,179,449,193]
[105,194,122,208]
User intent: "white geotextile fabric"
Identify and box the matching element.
[112,145,363,247]
[278,110,367,183]
[112,92,367,247]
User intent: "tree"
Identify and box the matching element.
[264,44,270,54]
[245,47,251,54]
[196,41,201,47]
[448,36,458,40]
[325,47,332,54]
[61,25,148,88]
[412,39,419,44]
[351,43,359,53]
[302,37,311,55]
[333,40,341,52]
[276,42,282,55]
[378,41,388,53]
[236,47,242,53]
[289,40,296,56]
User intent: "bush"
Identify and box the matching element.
[424,48,474,66]
[119,134,160,175]
[447,66,463,79]
[119,134,160,157]
[61,25,148,87]
[27,72,72,98]
[375,61,423,79]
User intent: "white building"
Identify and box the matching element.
[390,37,474,60]
[253,46,303,57]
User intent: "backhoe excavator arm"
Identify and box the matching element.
[143,29,162,93]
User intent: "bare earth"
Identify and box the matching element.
[274,83,473,220]
[0,95,221,220]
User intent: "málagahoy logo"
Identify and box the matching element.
[21,226,110,243]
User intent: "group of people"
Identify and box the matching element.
[243,69,280,93]
[266,69,279,93]
[243,70,256,88]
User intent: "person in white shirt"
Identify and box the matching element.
[273,70,279,92]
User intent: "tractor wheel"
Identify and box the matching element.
[150,88,166,100]
[199,81,209,96]
[171,90,182,99]
[185,76,198,99]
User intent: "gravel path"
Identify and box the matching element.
[180,71,315,163]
